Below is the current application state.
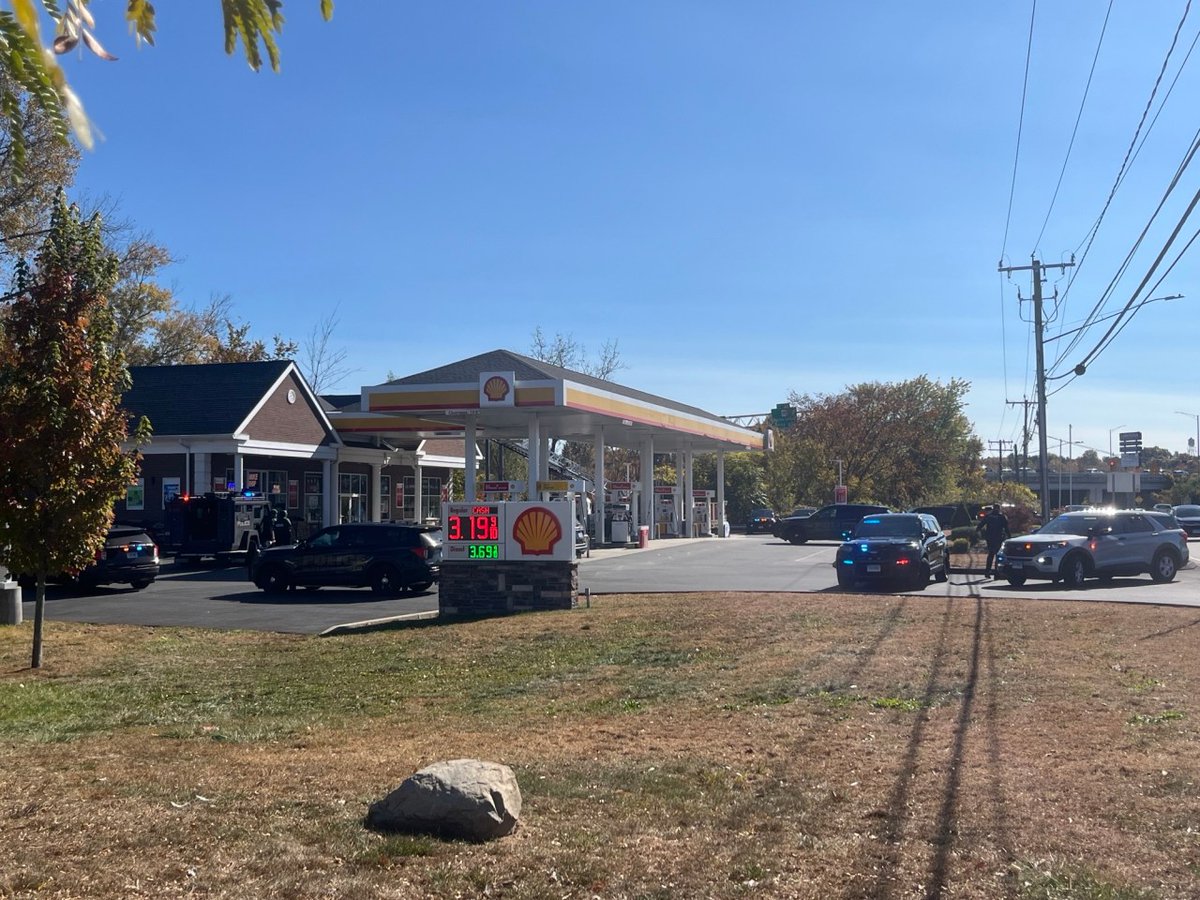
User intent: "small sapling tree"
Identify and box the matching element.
[0,196,150,668]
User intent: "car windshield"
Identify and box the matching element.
[1038,514,1112,535]
[1174,505,1200,517]
[853,517,921,538]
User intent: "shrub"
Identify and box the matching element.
[950,526,978,546]
[949,537,971,555]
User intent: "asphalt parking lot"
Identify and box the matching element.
[16,532,1200,635]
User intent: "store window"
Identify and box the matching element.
[304,471,323,528]
[380,475,391,521]
[402,475,441,523]
[339,472,369,523]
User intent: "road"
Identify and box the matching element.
[18,533,1200,635]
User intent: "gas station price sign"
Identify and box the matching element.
[443,503,504,561]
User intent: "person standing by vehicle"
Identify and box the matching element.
[274,508,293,545]
[977,504,1010,578]
[258,506,277,548]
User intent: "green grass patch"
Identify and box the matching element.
[1127,710,1185,727]
[1014,860,1159,899]
[871,696,924,711]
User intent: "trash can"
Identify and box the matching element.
[1,583,21,626]
[637,525,649,549]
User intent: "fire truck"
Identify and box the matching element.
[164,492,273,564]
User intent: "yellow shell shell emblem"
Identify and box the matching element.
[512,506,563,556]
[483,375,510,402]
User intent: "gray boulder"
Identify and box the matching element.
[366,759,522,841]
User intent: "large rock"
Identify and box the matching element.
[366,759,522,841]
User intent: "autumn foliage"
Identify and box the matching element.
[0,196,149,666]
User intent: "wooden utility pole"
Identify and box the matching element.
[997,257,1075,524]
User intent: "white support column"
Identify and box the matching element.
[684,448,695,538]
[194,453,212,495]
[370,463,383,522]
[527,415,541,499]
[413,464,423,522]
[640,438,654,540]
[716,451,727,538]
[465,416,478,501]
[323,459,335,526]
[593,426,606,545]
[233,453,245,493]
[542,438,552,484]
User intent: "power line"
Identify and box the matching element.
[1056,0,1193,329]
[1033,0,1113,252]
[1000,0,1038,263]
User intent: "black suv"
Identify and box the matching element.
[15,523,160,592]
[777,503,890,544]
[834,512,948,590]
[745,507,777,534]
[250,523,441,596]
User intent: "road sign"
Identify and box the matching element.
[770,403,796,428]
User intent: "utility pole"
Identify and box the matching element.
[987,439,1012,486]
[1006,397,1035,486]
[998,256,1075,524]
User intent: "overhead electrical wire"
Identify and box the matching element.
[1053,0,1192,334]
[999,0,1038,264]
[1048,126,1200,373]
[1033,0,1114,253]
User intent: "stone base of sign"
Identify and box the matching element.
[1,581,22,626]
[439,561,578,618]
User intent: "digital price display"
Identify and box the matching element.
[443,503,504,561]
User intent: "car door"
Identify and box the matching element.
[921,515,946,571]
[292,526,342,585]
[806,506,839,539]
[1113,514,1158,572]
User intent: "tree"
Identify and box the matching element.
[122,292,297,365]
[766,376,977,510]
[691,452,765,525]
[529,327,626,380]
[0,2,334,171]
[0,196,150,668]
[529,327,628,473]
[0,70,78,272]
[300,304,354,393]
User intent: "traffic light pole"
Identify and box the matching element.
[998,257,1075,524]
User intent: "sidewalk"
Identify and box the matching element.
[582,534,729,562]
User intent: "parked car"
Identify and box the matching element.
[745,507,777,534]
[777,503,890,544]
[249,522,441,595]
[834,512,949,590]
[1172,504,1200,538]
[995,509,1189,588]
[770,507,816,537]
[17,523,160,592]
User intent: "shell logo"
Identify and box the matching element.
[482,375,511,403]
[512,506,563,556]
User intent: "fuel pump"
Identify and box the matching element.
[691,489,715,536]
[605,480,638,544]
[537,479,590,557]
[653,485,681,538]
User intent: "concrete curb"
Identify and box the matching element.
[319,609,440,637]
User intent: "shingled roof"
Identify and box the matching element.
[391,349,726,423]
[124,361,295,436]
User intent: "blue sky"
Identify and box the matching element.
[62,2,1200,460]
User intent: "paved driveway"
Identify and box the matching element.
[18,533,1200,634]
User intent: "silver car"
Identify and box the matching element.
[1172,504,1200,538]
[995,509,1189,588]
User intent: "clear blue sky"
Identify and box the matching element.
[63,2,1200,461]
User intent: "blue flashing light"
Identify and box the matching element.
[862,518,881,524]
[860,544,869,552]
[842,558,855,565]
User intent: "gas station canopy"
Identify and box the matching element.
[332,349,765,454]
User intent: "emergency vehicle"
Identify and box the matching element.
[165,492,273,563]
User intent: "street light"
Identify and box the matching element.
[1108,425,1126,459]
[1178,411,1200,467]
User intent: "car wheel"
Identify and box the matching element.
[1006,574,1027,587]
[130,579,153,590]
[371,565,404,596]
[788,529,808,545]
[1150,549,1178,583]
[1060,554,1088,589]
[911,562,931,591]
[836,569,855,589]
[935,560,949,582]
[256,565,290,594]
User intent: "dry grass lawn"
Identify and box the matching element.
[2,591,1199,899]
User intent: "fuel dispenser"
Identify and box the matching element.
[537,479,591,557]
[691,489,716,537]
[653,484,681,538]
[605,480,639,544]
